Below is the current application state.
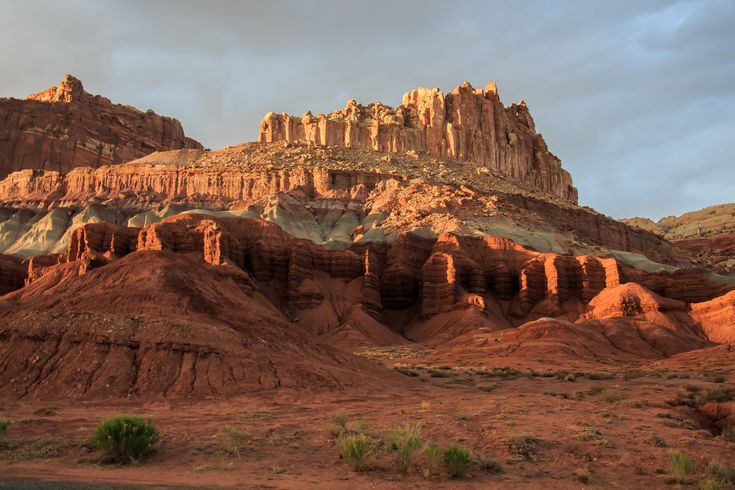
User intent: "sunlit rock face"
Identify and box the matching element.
[259,81,577,203]
[0,74,202,179]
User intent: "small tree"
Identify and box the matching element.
[94,414,160,464]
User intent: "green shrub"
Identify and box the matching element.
[386,422,422,473]
[422,443,442,480]
[443,445,473,478]
[93,415,159,464]
[339,434,374,471]
[221,425,248,458]
[698,478,721,490]
[0,419,8,435]
[703,460,735,487]
[668,452,696,476]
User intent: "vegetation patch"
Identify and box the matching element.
[421,442,442,480]
[579,427,609,447]
[443,445,473,478]
[385,422,422,474]
[668,452,695,477]
[338,434,375,471]
[506,434,540,462]
[220,425,249,458]
[0,437,82,460]
[394,366,420,377]
[93,414,160,464]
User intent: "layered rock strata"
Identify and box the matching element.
[40,214,730,323]
[259,82,577,202]
[0,75,202,179]
[0,160,678,265]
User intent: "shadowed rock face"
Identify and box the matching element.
[0,75,202,179]
[259,82,577,202]
[1,214,733,400]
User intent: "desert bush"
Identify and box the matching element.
[668,452,696,477]
[698,478,721,490]
[332,413,348,431]
[93,415,159,464]
[623,370,646,381]
[506,434,540,462]
[707,461,735,481]
[221,425,248,458]
[394,367,419,377]
[330,413,349,438]
[580,427,608,447]
[599,390,622,403]
[386,422,422,473]
[487,366,522,378]
[339,434,374,471]
[429,370,452,378]
[422,442,442,480]
[702,387,735,404]
[476,455,502,474]
[585,372,615,380]
[443,445,473,478]
[0,419,8,435]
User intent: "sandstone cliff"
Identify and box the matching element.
[259,82,577,202]
[0,75,202,180]
[0,162,680,266]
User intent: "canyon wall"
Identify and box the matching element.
[0,162,679,264]
[0,75,202,180]
[259,82,577,202]
[55,215,730,320]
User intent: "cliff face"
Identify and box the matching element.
[259,82,577,202]
[0,161,681,265]
[0,75,202,179]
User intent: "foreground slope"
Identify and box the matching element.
[0,247,402,400]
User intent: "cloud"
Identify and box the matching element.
[0,0,732,220]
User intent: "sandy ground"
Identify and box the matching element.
[1,355,734,489]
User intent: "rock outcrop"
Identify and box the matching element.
[0,75,202,179]
[0,150,680,266]
[38,213,730,323]
[259,82,577,202]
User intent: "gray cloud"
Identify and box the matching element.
[0,0,732,220]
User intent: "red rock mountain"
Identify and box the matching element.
[0,75,202,179]
[259,82,577,202]
[0,75,733,404]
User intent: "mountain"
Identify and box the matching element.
[1,75,734,488]
[625,204,735,274]
[0,74,202,180]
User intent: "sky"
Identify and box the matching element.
[0,0,733,220]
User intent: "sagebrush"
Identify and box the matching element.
[93,415,160,464]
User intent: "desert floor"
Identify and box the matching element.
[1,347,733,489]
